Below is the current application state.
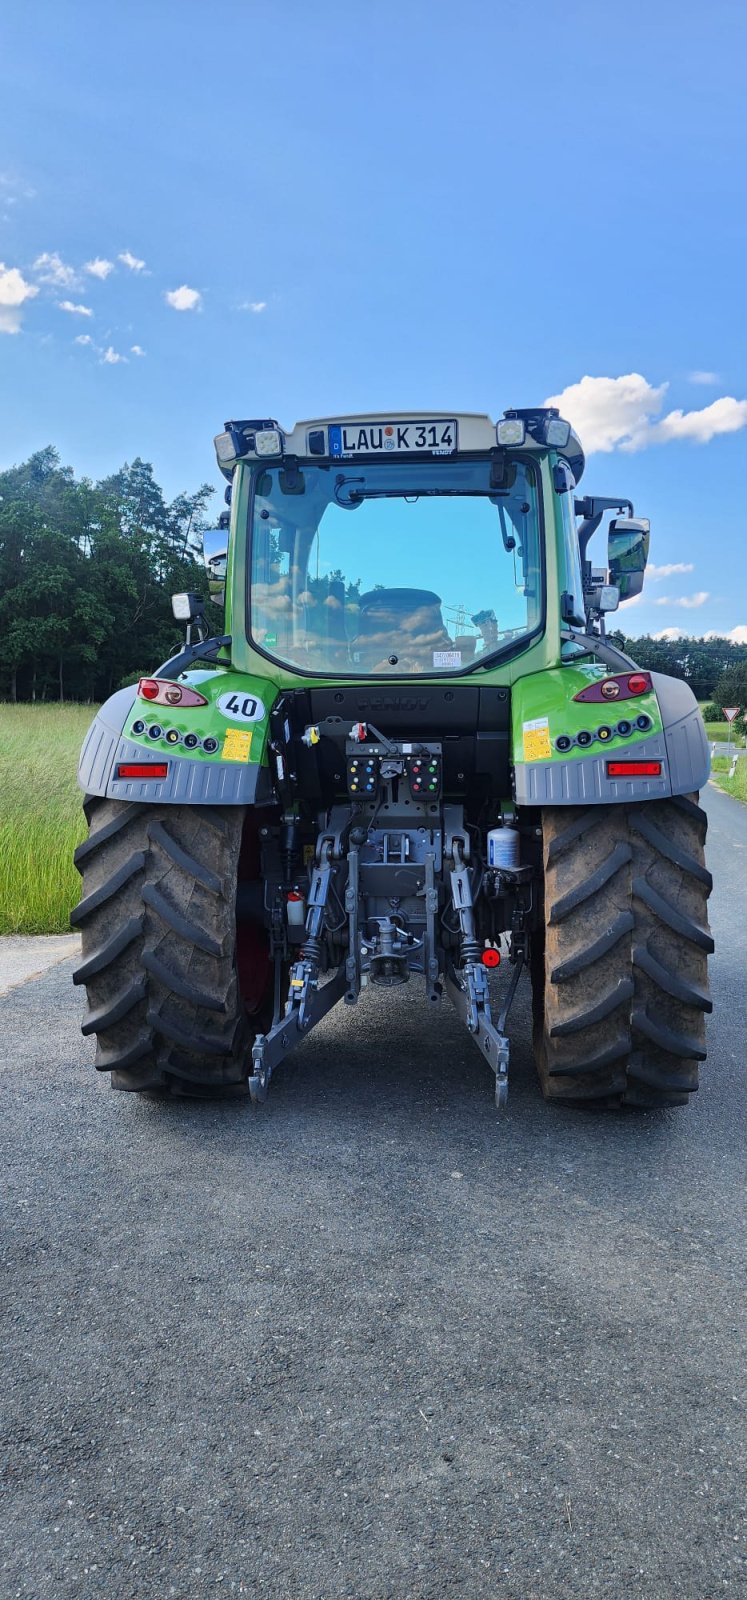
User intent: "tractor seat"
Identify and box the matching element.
[352,587,453,669]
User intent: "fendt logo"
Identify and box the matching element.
[355,696,431,713]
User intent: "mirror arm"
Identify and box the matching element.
[561,630,638,672]
[575,497,634,573]
[154,634,232,680]
[577,513,603,585]
[574,495,634,520]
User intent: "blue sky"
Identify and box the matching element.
[1,0,745,640]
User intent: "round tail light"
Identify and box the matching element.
[627,674,649,696]
[140,679,160,701]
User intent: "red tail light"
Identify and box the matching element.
[116,763,169,779]
[607,760,662,778]
[481,948,501,968]
[574,671,652,704]
[137,678,208,708]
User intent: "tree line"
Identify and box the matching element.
[0,447,213,702]
[1,446,746,712]
[608,630,747,721]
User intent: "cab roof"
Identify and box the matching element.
[214,408,585,484]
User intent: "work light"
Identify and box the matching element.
[496,417,526,446]
[255,428,283,456]
[544,417,571,447]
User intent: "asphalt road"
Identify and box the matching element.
[2,785,746,1600]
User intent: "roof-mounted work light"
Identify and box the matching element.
[213,419,284,473]
[496,417,526,446]
[498,407,571,450]
[544,416,571,447]
[214,431,236,466]
[254,428,283,457]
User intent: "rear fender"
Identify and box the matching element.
[77,669,280,805]
[511,665,709,805]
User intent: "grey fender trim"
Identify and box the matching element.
[78,704,275,806]
[650,672,711,793]
[514,731,670,805]
[514,684,710,807]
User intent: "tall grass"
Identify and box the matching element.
[712,755,747,805]
[705,721,745,745]
[0,704,93,933]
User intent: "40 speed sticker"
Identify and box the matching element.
[216,690,266,724]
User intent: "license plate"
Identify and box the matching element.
[328,419,457,457]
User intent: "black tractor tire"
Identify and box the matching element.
[532,794,713,1109]
[72,798,263,1095]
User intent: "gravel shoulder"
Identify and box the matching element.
[0,935,80,998]
[1,789,745,1600]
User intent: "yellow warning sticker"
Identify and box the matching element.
[222,728,253,763]
[522,716,551,762]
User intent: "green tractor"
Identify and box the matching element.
[73,409,712,1109]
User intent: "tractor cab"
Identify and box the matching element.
[213,409,587,684]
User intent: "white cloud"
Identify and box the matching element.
[724,625,747,644]
[84,257,115,280]
[165,284,201,312]
[101,345,127,364]
[0,262,39,333]
[646,561,694,580]
[654,591,709,609]
[130,343,146,356]
[688,370,720,385]
[544,372,747,454]
[652,397,747,445]
[119,250,146,272]
[543,374,667,453]
[58,299,93,317]
[33,251,78,288]
[240,299,267,313]
[653,628,686,641]
[74,333,94,346]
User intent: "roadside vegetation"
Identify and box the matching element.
[710,752,747,804]
[0,705,92,933]
[704,721,746,745]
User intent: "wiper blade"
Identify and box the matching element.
[332,475,500,507]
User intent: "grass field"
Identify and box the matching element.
[0,704,93,934]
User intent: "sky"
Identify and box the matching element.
[1,0,746,642]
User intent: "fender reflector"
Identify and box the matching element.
[606,760,662,778]
[116,763,169,779]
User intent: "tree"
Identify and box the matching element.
[608,632,747,700]
[711,662,747,729]
[0,449,215,702]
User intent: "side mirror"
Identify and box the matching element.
[202,526,228,606]
[608,516,650,601]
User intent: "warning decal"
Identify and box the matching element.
[522,716,551,762]
[222,729,253,763]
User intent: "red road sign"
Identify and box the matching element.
[723,707,741,722]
